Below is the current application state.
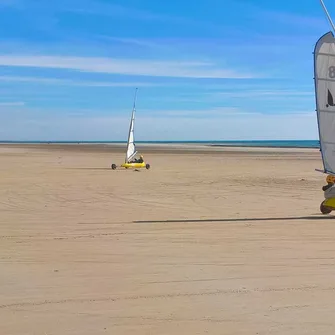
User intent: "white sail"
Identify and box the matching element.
[125,88,138,163]
[314,31,335,174]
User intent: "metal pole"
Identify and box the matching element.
[320,0,335,33]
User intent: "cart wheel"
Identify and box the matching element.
[320,202,332,214]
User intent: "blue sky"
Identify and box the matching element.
[0,0,333,140]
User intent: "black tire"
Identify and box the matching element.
[146,163,150,170]
[320,201,332,214]
[111,164,116,170]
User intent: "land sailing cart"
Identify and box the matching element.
[315,1,335,213]
[111,88,150,171]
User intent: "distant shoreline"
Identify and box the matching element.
[209,144,318,149]
[0,140,320,149]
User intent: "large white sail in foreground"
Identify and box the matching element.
[314,31,335,175]
[125,88,138,163]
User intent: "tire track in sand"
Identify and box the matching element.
[0,285,331,310]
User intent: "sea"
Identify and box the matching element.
[0,140,320,148]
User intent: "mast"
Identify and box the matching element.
[320,0,335,33]
[133,87,138,112]
[125,88,138,163]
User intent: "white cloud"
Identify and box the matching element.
[205,88,315,102]
[0,105,318,141]
[0,101,25,106]
[66,2,166,21]
[0,55,258,79]
[141,107,253,118]
[97,36,170,50]
[0,75,159,87]
[208,90,314,99]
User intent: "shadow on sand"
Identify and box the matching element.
[67,168,113,170]
[134,215,334,224]
[66,167,136,171]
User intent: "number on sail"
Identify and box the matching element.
[329,66,335,78]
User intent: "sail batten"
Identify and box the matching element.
[318,52,335,57]
[125,88,138,163]
[319,78,335,83]
[314,31,335,175]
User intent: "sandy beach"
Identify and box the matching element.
[1,143,335,334]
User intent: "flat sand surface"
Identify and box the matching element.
[1,144,335,334]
